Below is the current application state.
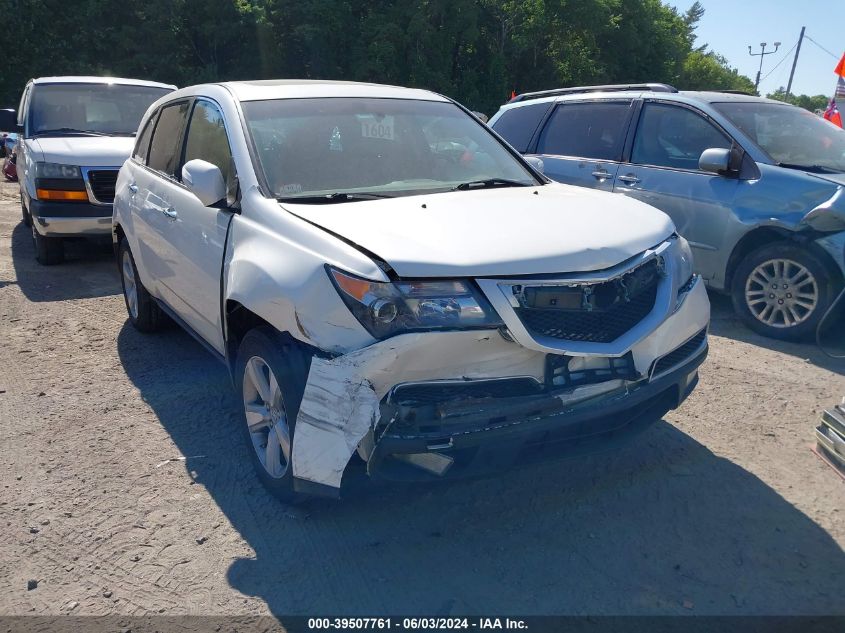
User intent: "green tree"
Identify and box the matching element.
[679,51,756,93]
[766,88,830,113]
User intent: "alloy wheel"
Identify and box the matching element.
[242,356,291,479]
[744,258,818,328]
[121,250,139,319]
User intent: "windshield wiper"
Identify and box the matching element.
[452,178,531,191]
[778,163,842,175]
[277,192,395,203]
[33,127,109,137]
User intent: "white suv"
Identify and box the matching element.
[0,76,175,264]
[113,80,710,500]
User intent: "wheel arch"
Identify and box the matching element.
[725,227,844,292]
[224,301,319,378]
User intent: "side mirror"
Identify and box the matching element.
[0,109,18,132]
[524,155,545,174]
[182,159,226,207]
[699,148,732,174]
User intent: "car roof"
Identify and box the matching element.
[186,79,450,103]
[31,76,176,90]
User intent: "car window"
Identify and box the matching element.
[242,98,536,200]
[27,83,172,136]
[491,102,553,153]
[632,102,731,170]
[536,101,631,160]
[714,101,845,173]
[183,100,233,189]
[147,101,190,179]
[133,110,158,164]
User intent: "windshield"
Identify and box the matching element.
[242,97,538,200]
[28,83,172,136]
[714,101,845,173]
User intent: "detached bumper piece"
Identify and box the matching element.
[816,401,845,471]
[369,342,707,482]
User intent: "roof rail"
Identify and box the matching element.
[509,83,678,103]
[709,89,755,95]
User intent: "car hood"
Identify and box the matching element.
[808,171,845,187]
[284,184,675,277]
[31,136,134,167]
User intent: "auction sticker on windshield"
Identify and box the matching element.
[361,115,395,140]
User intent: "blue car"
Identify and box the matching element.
[489,84,845,340]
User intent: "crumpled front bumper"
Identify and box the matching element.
[290,276,710,496]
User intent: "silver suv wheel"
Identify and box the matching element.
[121,250,139,319]
[242,356,292,479]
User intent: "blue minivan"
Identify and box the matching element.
[489,84,845,340]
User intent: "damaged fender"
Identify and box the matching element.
[800,186,845,233]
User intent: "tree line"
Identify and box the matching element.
[1,0,764,115]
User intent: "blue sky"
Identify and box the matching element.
[667,0,843,97]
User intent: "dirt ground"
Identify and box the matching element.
[0,179,843,617]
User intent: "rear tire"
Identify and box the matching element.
[32,223,64,265]
[119,239,165,332]
[235,327,311,502]
[731,242,835,341]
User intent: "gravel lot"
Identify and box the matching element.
[0,179,843,617]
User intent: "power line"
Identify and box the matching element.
[803,35,841,60]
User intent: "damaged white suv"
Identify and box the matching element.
[113,80,710,500]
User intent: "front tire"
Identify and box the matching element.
[119,239,165,332]
[32,223,64,265]
[235,327,311,502]
[731,242,835,341]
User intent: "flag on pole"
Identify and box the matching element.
[836,77,845,99]
[835,51,845,78]
[824,99,843,128]
[510,89,517,100]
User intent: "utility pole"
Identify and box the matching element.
[786,27,805,96]
[749,41,781,95]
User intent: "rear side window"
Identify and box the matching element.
[491,102,553,152]
[632,102,731,170]
[147,101,190,179]
[183,100,234,189]
[537,101,632,160]
[132,111,158,164]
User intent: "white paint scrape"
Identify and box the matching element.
[292,356,381,488]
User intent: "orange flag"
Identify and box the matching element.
[510,89,517,100]
[836,52,845,78]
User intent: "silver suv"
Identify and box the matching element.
[489,83,845,340]
[113,80,709,499]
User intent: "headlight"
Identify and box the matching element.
[673,235,695,292]
[35,162,82,179]
[34,162,87,201]
[329,267,503,339]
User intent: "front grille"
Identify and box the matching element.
[390,378,543,406]
[513,258,661,343]
[87,169,118,203]
[651,329,707,377]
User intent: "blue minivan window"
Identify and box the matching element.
[715,101,845,173]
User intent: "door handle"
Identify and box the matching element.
[127,183,138,194]
[618,174,640,185]
[162,207,178,220]
[591,169,609,180]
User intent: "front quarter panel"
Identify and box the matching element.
[224,188,384,355]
